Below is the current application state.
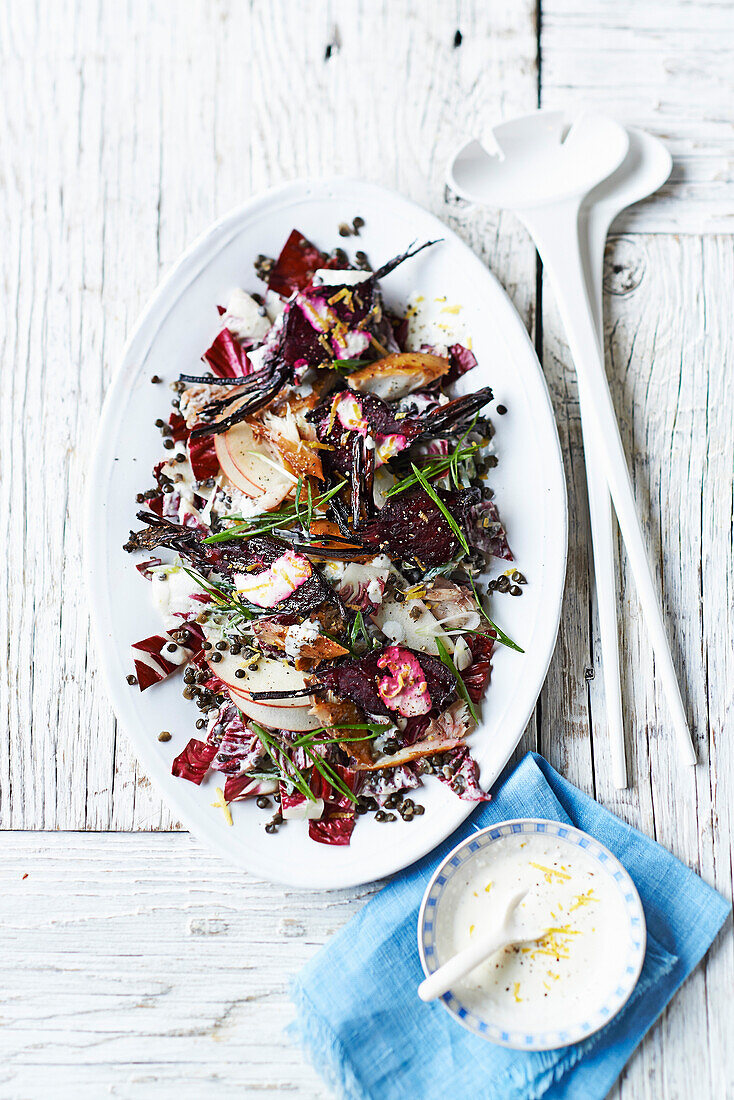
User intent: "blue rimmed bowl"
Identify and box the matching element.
[417,818,646,1049]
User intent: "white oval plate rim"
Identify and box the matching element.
[417,818,647,1048]
[85,177,568,888]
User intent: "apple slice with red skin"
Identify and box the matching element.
[214,420,294,505]
[227,688,322,732]
[209,650,314,707]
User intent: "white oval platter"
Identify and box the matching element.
[86,179,567,888]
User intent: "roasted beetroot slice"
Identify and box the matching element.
[172,738,217,784]
[203,327,251,378]
[316,653,391,717]
[315,646,456,717]
[359,486,476,567]
[267,229,327,298]
[215,534,343,617]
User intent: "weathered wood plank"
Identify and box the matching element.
[1,830,730,1099]
[541,0,734,232]
[538,232,734,1100]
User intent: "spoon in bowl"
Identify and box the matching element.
[448,111,695,771]
[418,888,549,1003]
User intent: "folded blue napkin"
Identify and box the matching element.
[290,752,730,1100]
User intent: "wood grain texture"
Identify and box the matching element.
[2,0,733,1097]
[539,232,734,1099]
[541,0,734,232]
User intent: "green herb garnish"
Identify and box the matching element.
[435,636,479,723]
[203,479,346,544]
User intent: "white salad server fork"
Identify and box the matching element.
[417,889,550,1003]
[448,110,696,770]
[580,128,673,788]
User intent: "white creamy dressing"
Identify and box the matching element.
[151,565,207,629]
[405,292,469,352]
[314,268,372,287]
[284,618,321,659]
[221,288,271,342]
[436,833,630,1032]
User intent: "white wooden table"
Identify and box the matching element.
[2,2,732,1096]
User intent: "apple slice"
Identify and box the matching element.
[210,650,316,709]
[214,420,295,506]
[228,689,322,732]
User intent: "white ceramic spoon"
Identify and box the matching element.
[417,889,549,1003]
[580,129,673,788]
[448,111,696,770]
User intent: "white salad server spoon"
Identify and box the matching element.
[448,110,696,770]
[580,128,673,788]
[417,889,549,1003]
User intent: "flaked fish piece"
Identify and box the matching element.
[347,351,450,401]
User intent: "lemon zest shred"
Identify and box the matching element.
[529,861,572,884]
[211,787,233,827]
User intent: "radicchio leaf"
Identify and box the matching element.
[168,411,189,442]
[203,327,252,378]
[469,498,513,561]
[267,229,328,298]
[308,765,358,846]
[130,625,203,690]
[358,764,422,806]
[461,632,494,703]
[446,342,478,383]
[172,738,217,784]
[224,774,278,802]
[208,703,264,777]
[435,746,489,801]
[187,433,220,480]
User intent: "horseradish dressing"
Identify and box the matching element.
[435,832,630,1032]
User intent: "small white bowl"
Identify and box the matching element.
[417,819,646,1049]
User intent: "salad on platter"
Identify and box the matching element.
[123,225,525,845]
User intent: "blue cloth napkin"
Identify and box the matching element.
[290,752,730,1100]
